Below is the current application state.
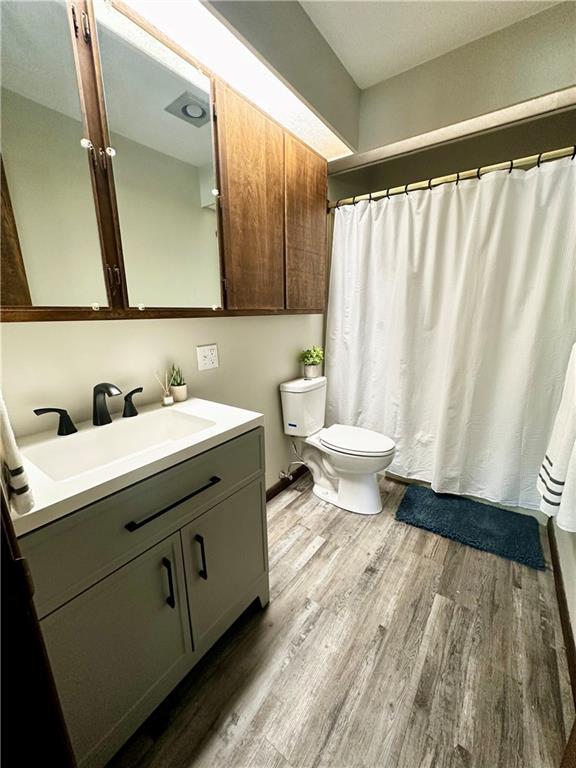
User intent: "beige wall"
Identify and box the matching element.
[358,3,576,153]
[556,525,576,639]
[1,89,107,307]
[0,315,324,489]
[110,132,220,308]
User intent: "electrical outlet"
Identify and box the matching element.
[196,343,219,371]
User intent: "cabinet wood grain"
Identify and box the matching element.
[284,134,327,311]
[1,158,31,306]
[215,81,285,310]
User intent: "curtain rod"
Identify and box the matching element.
[328,145,575,210]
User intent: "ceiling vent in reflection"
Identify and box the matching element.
[165,89,210,127]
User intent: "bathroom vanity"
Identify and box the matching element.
[14,400,268,768]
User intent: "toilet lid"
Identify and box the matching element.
[320,425,395,457]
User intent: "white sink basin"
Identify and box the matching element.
[23,409,215,481]
[14,397,264,537]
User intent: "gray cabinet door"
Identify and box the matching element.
[182,479,268,653]
[41,533,194,768]
[22,428,264,620]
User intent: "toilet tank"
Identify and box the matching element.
[280,377,327,437]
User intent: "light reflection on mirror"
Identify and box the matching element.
[96,3,222,309]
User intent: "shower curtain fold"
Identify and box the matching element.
[326,158,576,510]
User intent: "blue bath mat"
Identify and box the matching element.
[396,485,545,571]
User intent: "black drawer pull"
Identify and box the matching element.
[195,534,208,580]
[161,557,176,608]
[125,476,221,532]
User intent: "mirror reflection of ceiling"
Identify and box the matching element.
[1,0,213,168]
[1,1,81,119]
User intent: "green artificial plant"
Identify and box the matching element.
[299,346,324,366]
[169,364,186,387]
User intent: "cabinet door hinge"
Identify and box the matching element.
[71,5,79,37]
[81,9,91,43]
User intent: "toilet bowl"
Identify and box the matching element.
[279,378,395,515]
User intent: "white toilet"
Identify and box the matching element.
[280,376,395,515]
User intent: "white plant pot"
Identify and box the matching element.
[304,364,322,379]
[170,384,188,402]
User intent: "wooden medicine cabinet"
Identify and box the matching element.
[0,0,327,322]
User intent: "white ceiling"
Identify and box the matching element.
[300,1,558,89]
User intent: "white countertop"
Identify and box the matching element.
[13,398,264,537]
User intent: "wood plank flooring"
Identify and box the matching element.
[109,474,575,768]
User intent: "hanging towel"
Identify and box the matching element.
[537,344,576,532]
[0,391,34,516]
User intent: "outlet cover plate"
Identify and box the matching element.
[197,343,219,371]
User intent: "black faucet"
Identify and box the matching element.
[34,408,78,436]
[93,382,122,426]
[123,387,143,418]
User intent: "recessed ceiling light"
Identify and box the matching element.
[182,103,205,119]
[165,90,210,127]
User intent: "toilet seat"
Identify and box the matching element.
[320,424,395,458]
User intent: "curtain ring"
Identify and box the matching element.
[386,187,390,199]
[537,153,543,167]
[352,195,357,206]
[427,178,433,191]
[455,171,460,186]
[572,145,576,160]
[336,199,342,208]
[476,167,482,180]
[508,159,514,174]
[404,183,409,195]
[368,192,373,203]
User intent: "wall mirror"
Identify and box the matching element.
[1,0,108,308]
[95,2,222,309]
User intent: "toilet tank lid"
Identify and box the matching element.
[280,376,327,393]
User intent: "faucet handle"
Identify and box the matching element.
[123,387,144,418]
[34,408,78,436]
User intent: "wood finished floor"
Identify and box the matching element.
[110,474,575,768]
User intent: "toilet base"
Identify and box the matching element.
[312,473,383,516]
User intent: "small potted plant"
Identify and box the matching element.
[300,346,324,379]
[169,364,188,402]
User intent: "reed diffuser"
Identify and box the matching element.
[155,370,174,406]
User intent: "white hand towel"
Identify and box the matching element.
[0,391,34,515]
[537,344,576,532]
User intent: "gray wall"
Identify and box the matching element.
[205,2,575,161]
[1,316,324,490]
[205,0,360,149]
[358,2,576,152]
[329,109,576,201]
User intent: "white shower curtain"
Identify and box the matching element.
[326,157,576,510]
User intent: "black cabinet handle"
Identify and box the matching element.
[125,476,221,532]
[195,534,208,580]
[161,557,176,608]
